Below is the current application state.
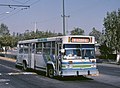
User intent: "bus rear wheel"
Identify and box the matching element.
[23,61,27,71]
[47,66,54,78]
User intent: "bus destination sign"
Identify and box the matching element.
[71,37,91,43]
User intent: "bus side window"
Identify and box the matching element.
[52,49,55,55]
[19,44,24,53]
[19,48,23,53]
[36,43,42,54]
[24,48,29,54]
[52,41,55,55]
[43,42,51,55]
[24,44,29,54]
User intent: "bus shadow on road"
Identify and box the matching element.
[27,70,93,81]
[20,69,93,81]
[54,76,93,81]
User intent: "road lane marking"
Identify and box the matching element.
[8,72,37,75]
[0,79,10,82]
[0,72,37,76]
[0,63,37,76]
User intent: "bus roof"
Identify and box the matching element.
[18,35,95,44]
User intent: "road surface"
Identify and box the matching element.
[0,57,120,88]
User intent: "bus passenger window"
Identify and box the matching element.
[23,44,29,54]
[19,48,23,53]
[52,49,55,55]
[24,48,29,54]
[36,43,42,54]
[19,44,24,53]
[43,49,50,55]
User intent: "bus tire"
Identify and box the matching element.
[47,66,54,78]
[15,64,22,69]
[23,61,27,71]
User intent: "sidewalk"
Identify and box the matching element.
[97,63,120,68]
[0,56,16,62]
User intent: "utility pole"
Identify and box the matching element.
[34,22,37,33]
[62,0,65,36]
[62,0,70,36]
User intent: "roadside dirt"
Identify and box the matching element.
[0,56,16,62]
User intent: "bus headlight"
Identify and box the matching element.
[91,64,96,67]
[65,65,69,68]
[65,64,73,68]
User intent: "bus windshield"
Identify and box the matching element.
[63,44,95,59]
[82,49,95,59]
[65,49,81,57]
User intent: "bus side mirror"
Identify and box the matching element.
[61,49,65,54]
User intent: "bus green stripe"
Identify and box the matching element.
[73,65,91,68]
[62,64,91,68]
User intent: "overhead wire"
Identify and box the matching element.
[0,8,27,21]
[0,7,17,20]
[30,0,41,6]
[11,0,25,4]
[11,0,31,4]
[0,0,41,21]
[0,0,61,32]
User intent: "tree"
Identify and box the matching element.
[103,9,120,53]
[99,41,113,59]
[0,23,10,50]
[0,23,10,36]
[0,24,64,49]
[70,27,84,35]
[0,35,13,52]
[89,27,102,43]
[57,33,63,36]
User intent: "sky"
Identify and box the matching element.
[0,0,120,35]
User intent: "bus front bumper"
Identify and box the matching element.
[60,68,99,76]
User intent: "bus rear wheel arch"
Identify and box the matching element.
[23,60,27,71]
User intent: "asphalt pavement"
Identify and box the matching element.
[0,56,120,88]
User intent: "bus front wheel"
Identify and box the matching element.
[47,66,54,78]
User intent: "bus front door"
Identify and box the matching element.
[28,43,35,69]
[55,43,61,75]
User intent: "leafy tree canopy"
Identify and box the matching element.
[103,8,120,53]
[0,23,10,36]
[70,27,84,35]
[89,27,102,43]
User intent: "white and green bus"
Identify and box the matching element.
[16,35,99,77]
